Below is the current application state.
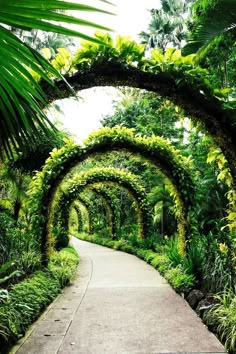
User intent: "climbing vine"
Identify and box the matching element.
[73,199,91,233]
[27,127,195,263]
[39,32,236,171]
[90,184,121,238]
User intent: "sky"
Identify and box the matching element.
[48,0,161,142]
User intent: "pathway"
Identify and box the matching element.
[13,238,225,354]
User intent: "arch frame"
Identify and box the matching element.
[27,127,195,263]
[51,167,152,254]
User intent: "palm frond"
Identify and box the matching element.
[182,0,236,56]
[0,0,114,157]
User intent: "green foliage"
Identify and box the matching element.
[48,247,79,287]
[150,254,171,274]
[0,246,79,350]
[205,290,236,352]
[162,235,183,267]
[27,127,195,262]
[52,167,152,252]
[11,127,71,173]
[0,1,113,157]
[203,237,234,293]
[101,91,186,146]
[183,0,236,57]
[165,267,195,293]
[73,32,145,70]
[0,212,41,286]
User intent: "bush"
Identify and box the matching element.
[165,267,195,293]
[48,246,79,286]
[150,254,171,274]
[161,235,183,267]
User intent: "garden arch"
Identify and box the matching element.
[73,182,139,239]
[27,127,195,263]
[42,40,236,175]
[73,202,85,232]
[51,167,151,252]
[73,198,91,233]
[90,184,121,238]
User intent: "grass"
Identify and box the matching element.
[204,290,236,353]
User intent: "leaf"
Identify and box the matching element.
[41,48,52,60]
[151,49,164,63]
[0,0,115,156]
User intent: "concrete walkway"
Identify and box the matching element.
[14,238,225,354]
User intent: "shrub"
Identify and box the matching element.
[48,246,79,286]
[150,254,171,274]
[113,239,128,250]
[162,235,183,267]
[165,267,195,293]
[203,248,233,293]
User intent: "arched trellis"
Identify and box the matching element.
[90,184,121,238]
[75,190,114,235]
[51,167,152,252]
[74,182,139,240]
[42,52,236,176]
[73,203,84,232]
[27,127,195,263]
[73,198,91,233]
[87,189,114,236]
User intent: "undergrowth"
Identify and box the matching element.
[0,246,79,352]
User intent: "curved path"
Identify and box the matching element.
[14,238,225,354]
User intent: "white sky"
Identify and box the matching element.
[48,0,161,142]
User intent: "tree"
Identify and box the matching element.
[101,90,186,147]
[182,0,236,97]
[0,0,113,156]
[10,29,75,58]
[182,0,236,56]
[139,0,193,52]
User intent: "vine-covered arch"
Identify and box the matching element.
[73,202,85,233]
[87,188,115,237]
[73,198,91,233]
[41,34,236,173]
[51,167,152,253]
[27,127,195,262]
[90,184,121,238]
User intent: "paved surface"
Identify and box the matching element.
[13,238,225,354]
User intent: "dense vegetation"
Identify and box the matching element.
[0,0,236,353]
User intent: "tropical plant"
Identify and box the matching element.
[205,289,236,352]
[0,247,79,351]
[0,0,113,156]
[182,0,236,56]
[139,0,193,52]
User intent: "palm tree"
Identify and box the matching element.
[10,29,76,58]
[182,0,236,56]
[0,0,114,157]
[139,0,192,52]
